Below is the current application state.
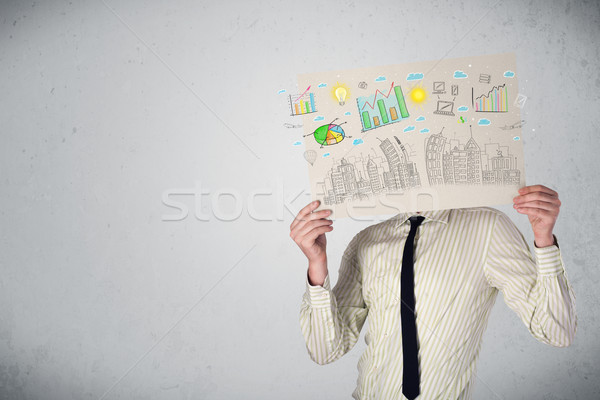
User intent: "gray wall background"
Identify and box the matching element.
[1,0,599,398]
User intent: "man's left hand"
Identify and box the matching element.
[513,184,561,248]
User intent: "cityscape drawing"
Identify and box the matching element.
[316,136,421,205]
[425,126,520,186]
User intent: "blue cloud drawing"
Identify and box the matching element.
[406,73,424,81]
[453,70,468,79]
[313,115,324,121]
[323,153,330,157]
[344,111,351,116]
[353,138,364,145]
[375,76,386,82]
[504,70,515,78]
[278,89,286,94]
[415,116,425,122]
[478,118,491,126]
[292,141,301,146]
[513,136,520,141]
[317,83,327,88]
[457,106,469,112]
[404,126,415,132]
[420,128,430,133]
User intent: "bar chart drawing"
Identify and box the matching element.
[473,84,508,112]
[357,82,410,132]
[289,90,317,116]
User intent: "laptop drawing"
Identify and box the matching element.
[432,81,446,94]
[433,100,455,116]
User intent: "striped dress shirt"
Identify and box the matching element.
[299,207,577,399]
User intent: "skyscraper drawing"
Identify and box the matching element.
[425,126,519,186]
[318,138,421,206]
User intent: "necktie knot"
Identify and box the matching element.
[409,216,425,231]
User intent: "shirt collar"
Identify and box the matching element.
[392,208,452,228]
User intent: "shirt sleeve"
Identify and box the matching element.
[299,234,369,365]
[483,211,577,347]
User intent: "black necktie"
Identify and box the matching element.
[401,215,425,400]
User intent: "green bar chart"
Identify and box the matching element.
[357,82,410,132]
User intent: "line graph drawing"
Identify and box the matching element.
[289,86,317,116]
[472,84,508,112]
[357,82,410,132]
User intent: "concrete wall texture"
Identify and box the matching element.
[1,0,598,398]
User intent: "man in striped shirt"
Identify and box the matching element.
[290,184,576,399]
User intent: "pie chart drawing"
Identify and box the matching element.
[307,118,349,147]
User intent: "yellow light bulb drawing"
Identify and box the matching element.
[331,83,350,106]
[335,87,347,106]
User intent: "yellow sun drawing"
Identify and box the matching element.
[408,84,428,108]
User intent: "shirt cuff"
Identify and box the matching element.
[304,271,332,308]
[534,235,564,276]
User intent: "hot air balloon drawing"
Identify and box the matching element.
[303,150,317,166]
[304,118,350,148]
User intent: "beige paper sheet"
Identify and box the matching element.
[297,53,525,218]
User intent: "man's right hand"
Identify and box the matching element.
[289,200,333,286]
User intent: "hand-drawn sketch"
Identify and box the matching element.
[316,136,421,205]
[473,84,508,112]
[433,97,456,116]
[425,125,520,186]
[357,82,410,132]
[289,86,317,116]
[303,150,317,166]
[304,118,350,147]
[408,84,428,108]
[499,120,526,130]
[432,81,446,94]
[514,93,528,109]
[296,52,525,218]
[332,83,351,106]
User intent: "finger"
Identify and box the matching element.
[303,225,334,243]
[291,208,331,234]
[513,200,559,213]
[514,192,562,206]
[291,217,331,240]
[295,219,333,240]
[290,200,320,230]
[518,185,558,198]
[515,207,554,219]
